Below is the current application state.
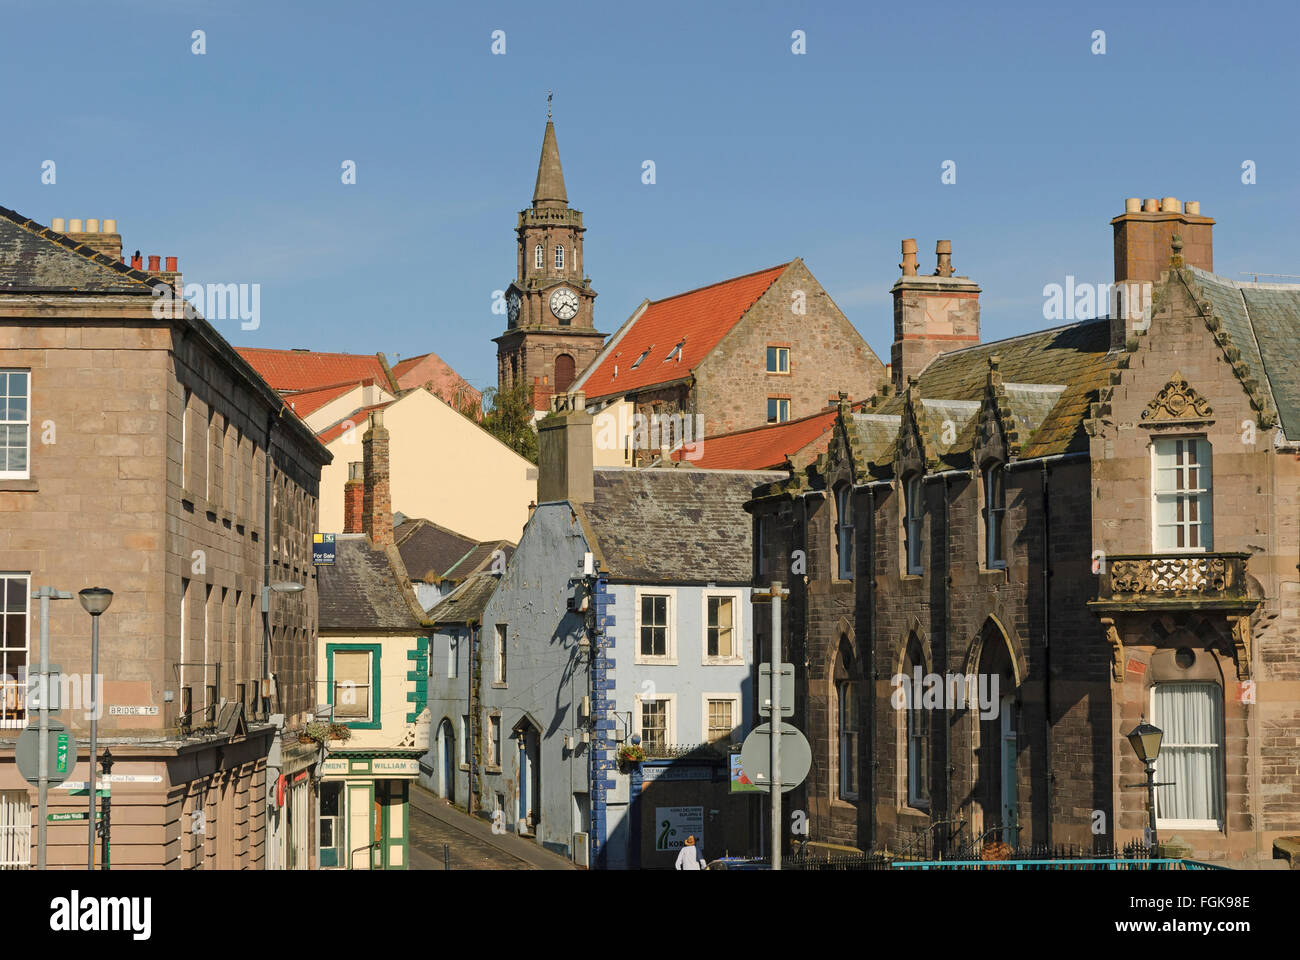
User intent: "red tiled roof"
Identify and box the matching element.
[672,407,844,470]
[283,381,365,418]
[391,351,482,410]
[237,348,388,393]
[316,402,393,445]
[579,263,790,399]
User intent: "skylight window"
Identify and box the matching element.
[631,347,652,369]
[665,340,684,362]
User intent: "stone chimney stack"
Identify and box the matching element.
[362,410,393,546]
[343,462,365,534]
[537,390,594,505]
[56,217,123,262]
[1110,196,1214,348]
[890,239,981,393]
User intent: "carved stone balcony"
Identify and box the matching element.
[1090,552,1257,614]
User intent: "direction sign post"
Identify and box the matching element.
[752,582,790,869]
[29,587,74,870]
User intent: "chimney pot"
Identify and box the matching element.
[899,238,918,276]
[370,409,385,429]
[148,255,161,271]
[166,256,178,272]
[1124,198,1141,213]
[102,219,117,234]
[51,217,66,233]
[131,254,143,269]
[1143,199,1159,213]
[1185,200,1200,216]
[85,219,100,233]
[935,240,954,278]
[69,219,83,233]
[1161,197,1180,213]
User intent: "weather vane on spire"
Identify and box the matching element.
[547,90,552,119]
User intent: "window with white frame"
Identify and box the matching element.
[836,484,854,580]
[1152,682,1224,828]
[1153,438,1213,551]
[703,594,741,662]
[984,463,1006,569]
[767,398,790,424]
[555,245,564,269]
[0,370,30,480]
[447,633,458,679]
[332,650,372,721]
[636,591,674,662]
[0,790,31,868]
[903,475,923,575]
[0,574,29,726]
[534,244,543,269]
[704,696,738,744]
[460,714,469,764]
[766,346,790,374]
[639,697,670,753]
[837,681,859,799]
[494,624,507,684]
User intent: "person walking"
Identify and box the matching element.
[675,835,704,870]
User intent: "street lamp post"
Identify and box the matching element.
[78,587,113,871]
[1125,715,1164,854]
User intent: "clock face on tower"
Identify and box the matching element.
[549,287,579,321]
[506,290,521,325]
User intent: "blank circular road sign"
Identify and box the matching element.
[739,722,811,793]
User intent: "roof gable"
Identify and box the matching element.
[237,348,389,394]
[0,207,159,294]
[319,537,423,632]
[577,263,789,399]
[669,407,842,470]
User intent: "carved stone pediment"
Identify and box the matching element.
[1142,372,1212,422]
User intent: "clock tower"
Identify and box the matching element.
[494,113,605,409]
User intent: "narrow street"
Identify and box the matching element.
[407,784,578,871]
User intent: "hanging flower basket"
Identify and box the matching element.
[303,721,353,744]
[617,743,645,770]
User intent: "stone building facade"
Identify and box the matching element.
[0,207,329,868]
[574,259,886,463]
[748,199,1300,867]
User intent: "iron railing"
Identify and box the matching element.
[1092,552,1254,609]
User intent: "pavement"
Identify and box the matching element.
[407,783,579,870]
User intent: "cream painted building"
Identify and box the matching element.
[316,388,537,543]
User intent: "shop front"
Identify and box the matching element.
[318,751,420,869]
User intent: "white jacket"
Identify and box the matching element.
[675,844,704,870]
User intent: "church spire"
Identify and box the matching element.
[532,111,568,209]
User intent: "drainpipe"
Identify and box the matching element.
[263,410,274,720]
[1040,459,1054,851]
[468,624,476,817]
[942,476,953,851]
[866,486,876,852]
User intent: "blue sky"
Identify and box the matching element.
[4,0,1298,395]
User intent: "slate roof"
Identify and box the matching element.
[580,468,784,582]
[318,537,423,633]
[395,517,515,584]
[0,206,161,293]
[577,263,789,400]
[1183,266,1300,439]
[867,318,1119,467]
[427,571,499,627]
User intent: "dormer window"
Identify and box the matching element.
[903,475,923,575]
[555,245,564,269]
[534,244,543,269]
[983,463,1006,569]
